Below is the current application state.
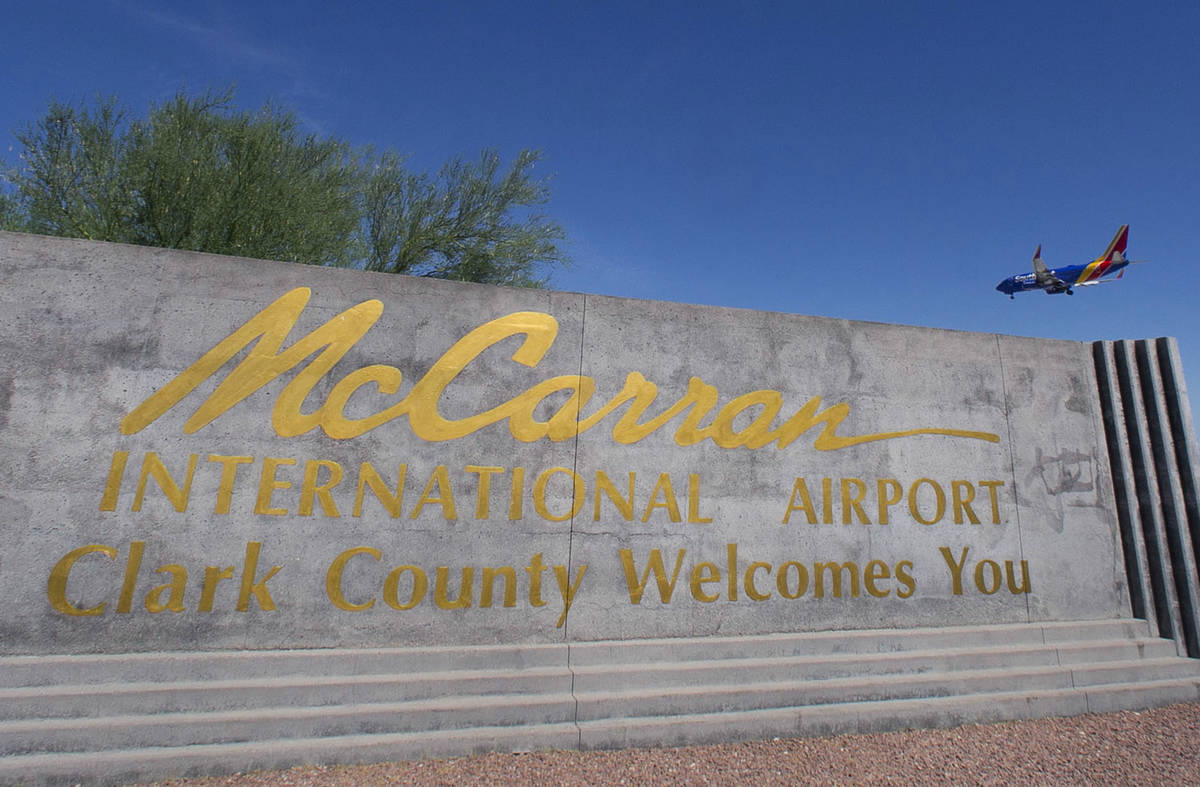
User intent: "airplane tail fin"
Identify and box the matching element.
[1101,225,1129,262]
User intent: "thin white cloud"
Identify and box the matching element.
[111,0,295,70]
[106,0,340,133]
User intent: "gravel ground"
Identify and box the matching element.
[145,702,1200,786]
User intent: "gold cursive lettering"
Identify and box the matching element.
[122,287,999,451]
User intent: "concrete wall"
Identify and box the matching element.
[0,232,1135,654]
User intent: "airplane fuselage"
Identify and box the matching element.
[995,259,1130,296]
[998,225,1133,297]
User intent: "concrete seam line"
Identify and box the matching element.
[567,292,588,749]
[994,333,1029,623]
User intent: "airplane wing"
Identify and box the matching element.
[1030,244,1068,290]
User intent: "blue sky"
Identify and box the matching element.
[4,1,1199,416]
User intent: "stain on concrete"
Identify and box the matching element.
[1065,375,1090,414]
[0,376,11,429]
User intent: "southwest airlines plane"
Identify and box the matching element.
[996,225,1141,298]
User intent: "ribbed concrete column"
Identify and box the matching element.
[1093,338,1200,657]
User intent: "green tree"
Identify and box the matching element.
[0,188,22,232]
[8,89,358,266]
[7,96,130,240]
[362,149,565,286]
[4,89,567,285]
[120,90,361,266]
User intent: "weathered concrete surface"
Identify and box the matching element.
[0,231,1133,655]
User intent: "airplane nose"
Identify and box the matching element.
[995,281,1007,293]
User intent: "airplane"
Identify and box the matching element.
[996,224,1142,298]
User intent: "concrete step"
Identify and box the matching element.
[2,678,1199,786]
[0,720,583,786]
[0,619,1155,689]
[568,618,1156,666]
[0,692,579,755]
[569,638,1179,691]
[8,658,1200,756]
[0,619,1196,785]
[0,666,575,720]
[574,677,1200,750]
[0,636,1175,722]
[574,658,1200,721]
[0,642,568,689]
